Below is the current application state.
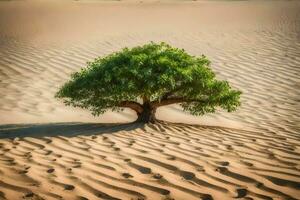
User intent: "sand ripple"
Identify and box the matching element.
[0,122,300,200]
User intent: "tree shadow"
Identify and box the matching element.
[0,122,143,139]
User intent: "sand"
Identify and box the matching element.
[0,0,300,199]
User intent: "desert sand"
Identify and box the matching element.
[0,0,300,199]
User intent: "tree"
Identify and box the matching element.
[56,42,241,123]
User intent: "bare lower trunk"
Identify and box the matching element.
[136,103,157,123]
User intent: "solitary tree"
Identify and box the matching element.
[56,42,241,123]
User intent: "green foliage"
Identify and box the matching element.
[56,42,241,116]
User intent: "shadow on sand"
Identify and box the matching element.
[0,122,143,139]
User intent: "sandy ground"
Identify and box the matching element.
[0,0,300,199]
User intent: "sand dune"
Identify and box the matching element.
[0,0,300,199]
[0,122,300,200]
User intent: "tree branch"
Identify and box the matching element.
[119,101,143,114]
[142,96,149,104]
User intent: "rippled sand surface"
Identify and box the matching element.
[0,0,300,199]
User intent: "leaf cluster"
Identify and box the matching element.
[56,42,241,116]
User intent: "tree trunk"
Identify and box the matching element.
[136,103,157,123]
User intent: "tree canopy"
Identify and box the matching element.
[56,42,241,123]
